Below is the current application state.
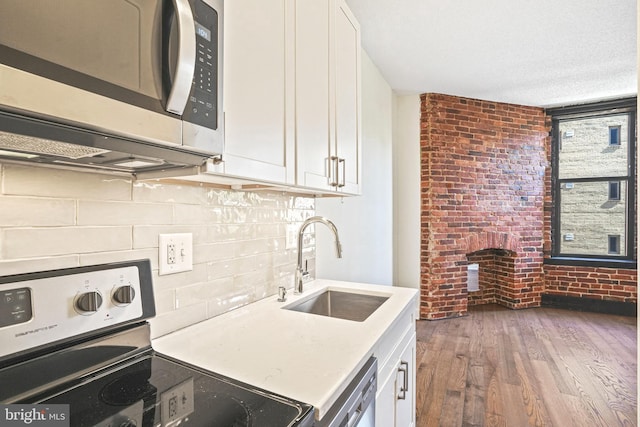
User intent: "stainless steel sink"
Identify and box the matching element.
[285,290,389,322]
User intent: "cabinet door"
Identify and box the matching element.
[222,0,294,184]
[295,0,361,194]
[334,0,361,194]
[376,367,397,427]
[294,0,333,191]
[395,332,417,427]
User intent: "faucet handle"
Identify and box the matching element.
[277,286,287,302]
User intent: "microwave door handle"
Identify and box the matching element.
[166,0,196,115]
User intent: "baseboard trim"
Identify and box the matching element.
[541,294,637,317]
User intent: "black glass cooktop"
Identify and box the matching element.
[39,353,314,427]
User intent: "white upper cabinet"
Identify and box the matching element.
[294,0,331,191]
[296,0,361,194]
[221,0,295,185]
[333,1,361,194]
[221,0,360,194]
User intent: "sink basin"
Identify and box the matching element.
[285,290,389,322]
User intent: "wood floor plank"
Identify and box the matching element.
[531,359,585,427]
[513,309,548,361]
[415,305,637,427]
[462,364,486,426]
[421,348,456,427]
[554,346,622,426]
[511,351,553,426]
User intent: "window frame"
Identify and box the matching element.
[609,125,622,146]
[547,98,636,267]
[608,235,621,255]
[608,180,621,201]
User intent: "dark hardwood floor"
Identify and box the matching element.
[415,304,637,427]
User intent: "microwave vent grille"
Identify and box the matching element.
[0,131,110,159]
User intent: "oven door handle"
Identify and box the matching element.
[166,0,196,115]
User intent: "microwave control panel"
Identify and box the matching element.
[183,0,219,130]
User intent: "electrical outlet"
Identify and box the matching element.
[159,233,193,275]
[167,243,176,264]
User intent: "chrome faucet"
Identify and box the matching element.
[295,216,342,294]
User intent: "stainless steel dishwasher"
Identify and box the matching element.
[316,357,377,427]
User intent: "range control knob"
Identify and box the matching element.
[75,291,103,314]
[112,286,135,305]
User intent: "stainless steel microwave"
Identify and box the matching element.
[0,0,223,175]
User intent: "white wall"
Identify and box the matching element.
[315,50,394,285]
[392,95,421,289]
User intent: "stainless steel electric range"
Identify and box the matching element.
[0,260,315,427]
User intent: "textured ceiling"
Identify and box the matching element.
[345,0,637,107]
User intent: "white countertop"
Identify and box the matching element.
[152,279,418,420]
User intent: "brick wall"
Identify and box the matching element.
[420,93,548,319]
[544,265,637,302]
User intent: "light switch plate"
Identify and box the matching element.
[159,233,193,275]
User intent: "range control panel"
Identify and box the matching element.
[0,287,32,328]
[0,262,149,359]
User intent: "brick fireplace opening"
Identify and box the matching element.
[420,93,549,319]
[466,236,519,307]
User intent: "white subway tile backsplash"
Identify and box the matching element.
[132,225,208,248]
[79,248,159,269]
[175,277,234,309]
[152,263,208,291]
[78,200,174,225]
[255,223,283,239]
[173,203,222,225]
[233,238,272,258]
[291,196,315,210]
[230,254,269,276]
[133,180,209,205]
[154,289,176,313]
[3,226,132,258]
[0,255,80,275]
[150,303,208,339]
[193,242,236,263]
[206,259,235,281]
[206,223,256,242]
[0,196,75,226]
[1,164,315,336]
[233,269,272,292]
[206,289,253,318]
[3,165,131,200]
[273,249,298,267]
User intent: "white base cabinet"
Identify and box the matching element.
[374,304,417,427]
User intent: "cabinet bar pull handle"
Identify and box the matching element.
[329,156,339,187]
[338,158,346,187]
[398,360,409,400]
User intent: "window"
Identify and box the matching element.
[548,98,636,262]
[609,181,620,201]
[609,126,621,146]
[608,235,620,254]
